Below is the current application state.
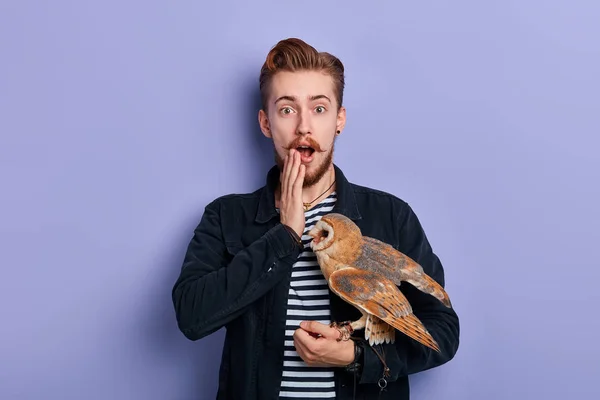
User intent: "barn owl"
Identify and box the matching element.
[307,213,452,352]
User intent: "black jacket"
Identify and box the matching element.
[172,164,460,399]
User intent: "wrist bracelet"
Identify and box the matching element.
[282,224,303,248]
[344,340,364,374]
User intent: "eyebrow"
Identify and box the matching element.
[274,94,332,104]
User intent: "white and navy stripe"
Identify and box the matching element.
[279,193,337,399]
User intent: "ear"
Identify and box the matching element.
[336,106,347,134]
[258,109,272,138]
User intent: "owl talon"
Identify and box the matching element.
[330,321,354,341]
[330,320,352,328]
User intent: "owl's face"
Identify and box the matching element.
[308,219,336,252]
[309,214,364,270]
[308,214,360,252]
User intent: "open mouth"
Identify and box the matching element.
[295,145,316,163]
[296,145,316,158]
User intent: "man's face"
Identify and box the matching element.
[259,70,346,187]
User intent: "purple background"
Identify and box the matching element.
[1,1,599,399]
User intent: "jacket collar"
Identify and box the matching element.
[255,163,362,223]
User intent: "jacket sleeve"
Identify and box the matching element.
[359,203,460,384]
[172,198,302,341]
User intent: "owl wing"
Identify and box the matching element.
[358,236,419,281]
[329,267,440,352]
[357,237,452,308]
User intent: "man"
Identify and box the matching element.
[172,38,460,399]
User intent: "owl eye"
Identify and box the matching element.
[322,230,329,237]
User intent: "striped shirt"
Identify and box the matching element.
[279,192,337,399]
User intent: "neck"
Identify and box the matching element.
[301,164,336,207]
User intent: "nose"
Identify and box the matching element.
[296,109,312,136]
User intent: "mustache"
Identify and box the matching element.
[284,137,326,152]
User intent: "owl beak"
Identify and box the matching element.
[306,228,320,244]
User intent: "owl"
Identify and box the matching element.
[307,213,452,352]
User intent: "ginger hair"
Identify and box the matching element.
[259,38,345,111]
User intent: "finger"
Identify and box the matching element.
[293,164,305,198]
[282,152,288,176]
[287,150,300,200]
[293,329,311,352]
[293,329,317,360]
[293,338,311,364]
[281,152,291,200]
[283,150,295,200]
[299,321,337,339]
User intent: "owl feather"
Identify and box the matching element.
[308,213,453,353]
